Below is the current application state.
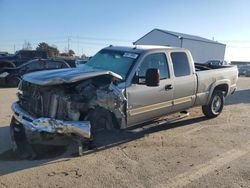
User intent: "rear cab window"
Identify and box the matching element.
[171,52,190,77]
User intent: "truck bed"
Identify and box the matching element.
[194,63,238,106]
[195,63,234,71]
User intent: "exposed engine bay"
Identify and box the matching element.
[17,75,126,126]
[9,73,127,158]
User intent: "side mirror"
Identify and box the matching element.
[145,68,160,87]
[132,73,139,84]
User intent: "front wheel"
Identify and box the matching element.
[202,90,225,118]
[85,107,118,146]
[10,117,37,159]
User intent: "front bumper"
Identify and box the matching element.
[11,102,91,139]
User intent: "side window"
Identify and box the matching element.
[171,52,190,77]
[46,61,67,69]
[60,61,69,68]
[45,61,56,69]
[26,60,45,72]
[138,53,169,82]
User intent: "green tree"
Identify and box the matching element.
[68,49,75,56]
[36,42,59,57]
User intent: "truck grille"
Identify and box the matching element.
[18,80,69,118]
[18,80,88,120]
[18,83,51,117]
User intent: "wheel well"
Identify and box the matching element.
[214,84,228,96]
[87,106,120,129]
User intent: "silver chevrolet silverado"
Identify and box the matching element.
[10,45,238,155]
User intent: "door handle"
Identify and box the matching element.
[165,84,173,91]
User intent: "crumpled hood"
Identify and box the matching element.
[23,66,122,86]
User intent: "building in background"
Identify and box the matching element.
[134,29,226,63]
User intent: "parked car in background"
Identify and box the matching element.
[0,50,48,70]
[0,59,70,87]
[245,69,250,77]
[205,60,231,66]
[237,64,250,76]
[75,59,88,67]
[57,57,76,68]
[0,52,9,57]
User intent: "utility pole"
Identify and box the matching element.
[67,37,70,53]
[77,35,79,56]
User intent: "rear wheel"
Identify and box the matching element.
[202,90,225,118]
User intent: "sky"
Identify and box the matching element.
[0,0,250,61]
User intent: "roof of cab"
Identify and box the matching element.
[103,45,183,53]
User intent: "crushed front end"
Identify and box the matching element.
[10,73,126,156]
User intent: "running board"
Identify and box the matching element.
[157,111,189,126]
[129,111,189,133]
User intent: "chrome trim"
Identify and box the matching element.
[11,102,91,139]
[128,101,172,116]
[173,96,193,105]
[128,95,194,116]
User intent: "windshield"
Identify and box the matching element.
[85,49,139,80]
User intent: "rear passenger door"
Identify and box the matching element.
[170,51,197,112]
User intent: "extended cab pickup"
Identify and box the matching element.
[10,45,238,154]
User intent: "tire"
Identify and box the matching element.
[202,90,225,118]
[85,108,118,147]
[86,108,116,134]
[7,77,21,87]
[10,117,37,159]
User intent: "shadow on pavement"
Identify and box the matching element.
[226,89,250,105]
[0,126,12,154]
[2,89,246,176]
[0,115,208,176]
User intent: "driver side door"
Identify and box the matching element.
[126,52,173,126]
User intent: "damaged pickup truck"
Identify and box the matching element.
[10,45,238,156]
